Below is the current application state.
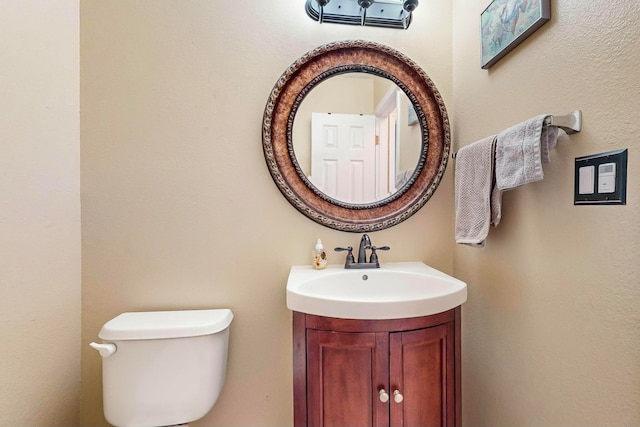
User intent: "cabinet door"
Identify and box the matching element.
[389,323,455,427]
[307,330,389,427]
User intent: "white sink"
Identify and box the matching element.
[286,262,467,320]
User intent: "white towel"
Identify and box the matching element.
[455,136,496,247]
[492,115,560,226]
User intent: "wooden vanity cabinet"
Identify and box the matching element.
[293,307,461,427]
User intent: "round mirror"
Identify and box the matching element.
[292,74,422,205]
[262,40,450,232]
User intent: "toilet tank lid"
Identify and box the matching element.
[98,309,234,341]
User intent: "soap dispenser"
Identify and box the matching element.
[312,238,327,270]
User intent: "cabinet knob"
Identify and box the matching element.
[379,389,390,403]
[393,389,404,403]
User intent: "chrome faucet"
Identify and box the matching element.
[357,234,371,263]
[335,234,390,269]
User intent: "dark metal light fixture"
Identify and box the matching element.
[305,0,418,29]
[403,0,418,12]
[315,0,331,22]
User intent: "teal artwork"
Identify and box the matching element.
[481,0,550,69]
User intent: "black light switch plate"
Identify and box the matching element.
[574,149,627,205]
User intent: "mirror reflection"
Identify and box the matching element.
[292,73,422,205]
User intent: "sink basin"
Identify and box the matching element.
[286,262,467,320]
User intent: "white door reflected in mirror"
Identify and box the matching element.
[293,73,422,205]
[310,112,377,203]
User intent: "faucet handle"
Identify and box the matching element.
[368,246,390,266]
[334,246,355,267]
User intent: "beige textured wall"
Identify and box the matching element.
[80,1,452,426]
[452,0,640,425]
[0,1,81,425]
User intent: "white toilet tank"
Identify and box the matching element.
[91,309,233,427]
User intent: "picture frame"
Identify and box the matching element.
[480,0,551,69]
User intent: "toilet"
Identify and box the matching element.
[90,309,233,427]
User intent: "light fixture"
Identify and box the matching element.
[357,0,375,8]
[403,0,418,12]
[305,0,418,29]
[315,0,331,22]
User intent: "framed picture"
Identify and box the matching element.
[481,0,550,69]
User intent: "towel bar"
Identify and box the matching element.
[451,110,582,159]
[543,110,582,135]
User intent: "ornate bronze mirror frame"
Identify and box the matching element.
[262,40,450,232]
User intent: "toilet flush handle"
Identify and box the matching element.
[90,342,117,358]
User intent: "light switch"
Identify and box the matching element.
[597,162,616,193]
[578,166,594,194]
[574,149,627,205]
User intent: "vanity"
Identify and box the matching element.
[288,263,466,427]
